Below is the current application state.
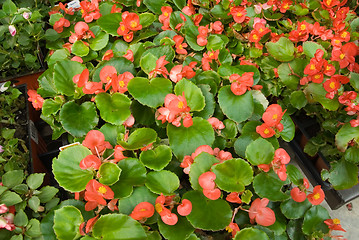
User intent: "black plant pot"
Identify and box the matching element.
[287,114,359,210]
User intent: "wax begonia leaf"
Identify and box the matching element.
[140,145,172,171]
[145,170,180,195]
[174,79,205,112]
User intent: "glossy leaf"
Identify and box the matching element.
[158,215,194,240]
[97,13,122,36]
[193,84,215,119]
[183,190,232,231]
[92,214,147,239]
[277,59,306,90]
[302,205,330,235]
[167,117,215,160]
[89,31,109,51]
[280,199,312,219]
[145,170,180,195]
[59,101,98,137]
[302,41,327,58]
[118,186,157,215]
[0,191,22,206]
[174,79,205,111]
[98,162,122,186]
[26,173,45,190]
[326,159,358,190]
[54,60,85,96]
[143,0,165,14]
[218,86,254,123]
[253,172,290,201]
[95,92,131,125]
[234,227,269,240]
[53,206,83,240]
[139,13,156,28]
[140,145,172,171]
[72,40,89,57]
[286,165,303,186]
[287,219,306,240]
[266,37,295,62]
[52,145,94,192]
[93,58,135,82]
[128,77,172,108]
[118,128,157,150]
[246,138,274,165]
[2,170,24,188]
[304,83,339,111]
[335,123,359,152]
[280,113,295,142]
[212,158,253,192]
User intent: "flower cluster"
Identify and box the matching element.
[117,12,142,43]
[291,178,326,206]
[258,148,291,181]
[256,104,286,138]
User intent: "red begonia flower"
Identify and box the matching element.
[123,13,142,31]
[203,188,221,200]
[82,130,112,155]
[123,49,134,62]
[53,17,70,33]
[226,192,242,204]
[324,218,346,232]
[84,179,114,211]
[80,0,101,23]
[208,117,225,130]
[262,104,284,127]
[307,185,325,205]
[130,202,155,221]
[180,155,194,174]
[79,155,102,170]
[226,222,240,238]
[191,145,214,159]
[256,123,276,138]
[102,50,114,61]
[230,6,247,23]
[249,198,276,226]
[73,68,89,88]
[290,187,307,202]
[198,172,216,190]
[27,89,44,110]
[177,199,192,216]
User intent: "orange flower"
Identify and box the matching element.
[27,90,44,110]
[307,185,325,205]
[249,198,276,226]
[324,218,346,232]
[130,202,155,221]
[84,179,114,211]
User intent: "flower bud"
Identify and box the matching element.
[8,25,16,36]
[23,12,31,19]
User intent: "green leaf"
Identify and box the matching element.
[26,173,45,190]
[287,219,306,240]
[286,165,304,186]
[302,205,330,235]
[140,53,157,74]
[184,19,205,51]
[158,215,194,240]
[131,100,155,125]
[88,31,108,51]
[97,13,122,36]
[128,77,172,108]
[222,119,238,139]
[189,153,220,190]
[245,138,274,165]
[59,101,98,137]
[100,123,125,146]
[37,66,58,98]
[218,64,261,85]
[234,228,269,240]
[72,40,89,57]
[47,49,70,66]
[53,145,94,192]
[28,196,40,212]
[326,159,358,190]
[54,206,83,240]
[42,99,62,116]
[118,186,157,215]
[14,209,28,227]
[139,13,156,28]
[2,170,24,188]
[118,128,157,150]
[92,214,147,240]
[350,72,359,91]
[335,123,359,152]
[212,158,253,192]
[218,86,254,123]
[54,60,85,96]
[344,147,359,164]
[142,45,175,64]
[98,162,122,186]
[95,92,131,126]
[3,0,17,14]
[277,59,306,90]
[174,79,205,111]
[266,37,295,62]
[253,172,290,201]
[290,91,307,109]
[194,84,215,119]
[25,219,42,238]
[113,158,147,199]
[167,117,215,160]
[206,34,225,51]
[140,145,172,171]
[0,191,22,205]
[302,41,327,59]
[143,0,165,14]
[304,83,339,111]
[145,170,180,195]
[37,186,59,203]
[195,70,221,95]
[280,199,312,219]
[280,113,295,142]
[184,190,232,231]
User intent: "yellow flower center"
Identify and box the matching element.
[164,12,169,17]
[178,101,184,109]
[333,218,340,224]
[120,25,125,31]
[98,186,107,194]
[283,3,289,9]
[264,129,270,134]
[140,208,147,212]
[106,76,112,81]
[130,21,137,28]
[310,64,316,70]
[155,203,162,213]
[237,12,242,17]
[300,24,306,31]
[272,114,278,120]
[341,32,348,38]
[259,28,263,32]
[313,193,320,200]
[327,0,332,4]
[209,53,214,57]
[225,226,233,233]
[119,80,125,87]
[330,82,336,89]
[335,40,340,44]
[314,74,320,79]
[179,44,183,49]
[253,34,258,40]
[326,66,331,71]
[339,53,345,59]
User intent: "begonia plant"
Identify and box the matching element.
[16,0,359,239]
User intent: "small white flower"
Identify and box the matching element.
[23,12,31,19]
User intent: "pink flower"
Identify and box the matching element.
[177,199,192,216]
[22,12,31,19]
[8,25,16,36]
[249,198,276,226]
[208,117,225,130]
